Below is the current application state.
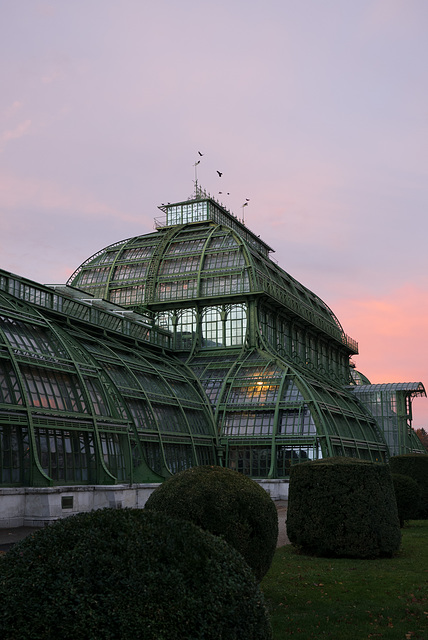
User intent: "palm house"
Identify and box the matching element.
[0,186,425,526]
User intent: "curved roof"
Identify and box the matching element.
[351,382,426,395]
[67,195,355,350]
[187,347,388,473]
[0,273,217,485]
[350,367,372,385]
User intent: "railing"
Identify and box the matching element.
[0,271,171,350]
[255,273,358,353]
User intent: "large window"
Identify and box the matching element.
[21,366,87,413]
[112,263,148,282]
[201,273,249,296]
[0,425,28,483]
[34,428,96,483]
[223,411,274,436]
[228,446,271,477]
[0,317,68,361]
[77,267,110,286]
[202,307,222,347]
[203,250,244,270]
[156,279,197,301]
[202,304,247,348]
[99,432,126,481]
[160,256,200,276]
[0,359,23,404]
[176,309,197,349]
[110,285,145,306]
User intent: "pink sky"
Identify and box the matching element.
[0,1,427,426]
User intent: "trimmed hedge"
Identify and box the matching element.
[392,473,420,527]
[389,454,428,518]
[145,465,278,581]
[286,457,401,558]
[0,508,272,640]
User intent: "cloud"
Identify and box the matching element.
[1,119,31,145]
[41,69,62,85]
[0,171,138,222]
[3,101,24,117]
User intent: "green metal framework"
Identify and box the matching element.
[350,382,425,457]
[0,187,425,487]
[0,272,217,486]
[65,188,426,478]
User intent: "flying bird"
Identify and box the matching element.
[198,151,204,156]
[217,171,223,177]
[245,198,250,202]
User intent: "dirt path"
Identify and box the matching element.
[276,500,289,547]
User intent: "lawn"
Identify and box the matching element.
[261,520,428,640]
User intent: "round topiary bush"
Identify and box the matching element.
[0,508,272,640]
[389,454,428,518]
[392,472,421,527]
[145,465,278,581]
[286,457,401,558]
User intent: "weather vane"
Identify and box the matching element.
[241,199,249,223]
[193,151,205,195]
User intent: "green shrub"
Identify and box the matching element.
[0,508,272,640]
[145,465,278,581]
[389,454,428,518]
[392,472,420,527]
[286,457,401,558]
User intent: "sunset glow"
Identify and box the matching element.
[1,1,427,426]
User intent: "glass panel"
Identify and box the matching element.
[141,439,163,474]
[78,267,110,286]
[151,404,185,433]
[279,406,316,435]
[156,280,197,301]
[228,446,271,477]
[160,256,200,276]
[203,251,244,270]
[112,263,148,281]
[202,307,222,347]
[0,317,68,361]
[167,239,206,255]
[225,304,246,346]
[127,398,157,431]
[201,273,249,296]
[176,309,197,350]
[0,359,23,404]
[120,246,155,260]
[109,285,145,305]
[229,383,279,405]
[163,442,194,473]
[0,425,22,483]
[34,428,96,483]
[223,411,274,436]
[21,366,87,412]
[99,432,126,481]
[84,377,109,416]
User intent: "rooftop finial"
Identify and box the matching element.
[193,159,200,195]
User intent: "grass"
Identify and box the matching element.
[261,520,428,640]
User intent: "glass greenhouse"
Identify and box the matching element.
[0,187,425,488]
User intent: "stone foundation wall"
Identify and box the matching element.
[0,479,289,529]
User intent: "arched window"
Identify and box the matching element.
[176,309,197,350]
[202,307,223,347]
[202,304,247,348]
[225,304,247,346]
[156,309,197,350]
